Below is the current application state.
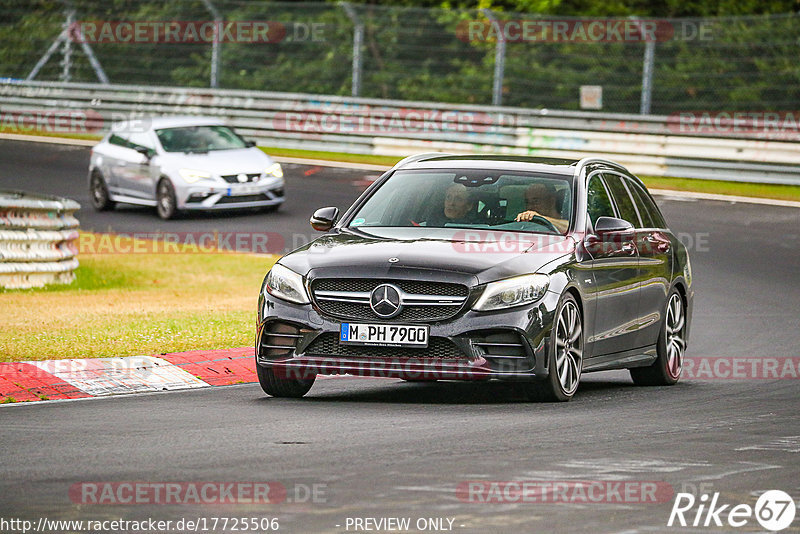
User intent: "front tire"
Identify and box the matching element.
[523,293,583,402]
[156,179,178,220]
[630,289,686,386]
[256,364,315,398]
[90,170,115,211]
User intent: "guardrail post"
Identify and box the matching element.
[342,2,364,97]
[482,9,506,107]
[201,0,222,88]
[640,40,656,115]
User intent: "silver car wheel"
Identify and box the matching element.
[554,300,582,395]
[665,293,685,379]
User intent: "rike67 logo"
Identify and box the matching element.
[668,490,796,531]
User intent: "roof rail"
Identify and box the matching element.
[573,157,629,178]
[392,152,453,169]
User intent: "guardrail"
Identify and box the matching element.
[2,80,800,185]
[0,191,80,289]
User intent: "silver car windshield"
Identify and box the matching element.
[349,170,573,235]
[155,125,247,153]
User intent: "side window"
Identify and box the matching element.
[586,174,616,227]
[603,173,642,228]
[628,179,667,228]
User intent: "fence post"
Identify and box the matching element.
[482,9,506,107]
[342,2,364,97]
[640,40,655,115]
[201,0,221,88]
[60,9,75,82]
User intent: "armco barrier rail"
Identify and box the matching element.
[0,191,80,289]
[1,80,800,185]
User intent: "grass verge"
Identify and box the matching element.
[0,234,276,362]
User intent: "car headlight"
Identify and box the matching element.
[265,163,283,178]
[178,168,212,183]
[264,263,309,305]
[472,273,550,311]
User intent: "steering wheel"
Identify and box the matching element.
[523,215,559,233]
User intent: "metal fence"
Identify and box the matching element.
[0,191,80,289]
[2,80,800,184]
[1,2,798,115]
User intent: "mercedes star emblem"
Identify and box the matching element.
[369,284,402,318]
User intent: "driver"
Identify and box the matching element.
[515,183,568,232]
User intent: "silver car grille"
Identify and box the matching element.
[310,278,469,323]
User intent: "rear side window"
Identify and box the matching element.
[627,179,667,228]
[586,174,616,227]
[603,173,642,227]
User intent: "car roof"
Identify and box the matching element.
[111,115,226,132]
[398,154,578,175]
[396,153,631,179]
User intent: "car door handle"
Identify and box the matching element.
[620,242,636,254]
[645,235,670,252]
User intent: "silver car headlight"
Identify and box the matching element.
[264,264,309,305]
[473,273,550,311]
[178,168,212,183]
[265,163,283,178]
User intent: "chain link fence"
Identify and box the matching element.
[1,1,798,115]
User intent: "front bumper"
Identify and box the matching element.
[177,178,285,210]
[256,289,562,381]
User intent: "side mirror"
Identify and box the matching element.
[134,146,153,162]
[594,216,634,237]
[310,207,339,232]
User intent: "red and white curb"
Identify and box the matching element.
[0,347,257,403]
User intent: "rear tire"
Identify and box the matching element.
[156,179,178,220]
[523,293,583,402]
[256,364,315,398]
[630,289,685,386]
[90,170,115,211]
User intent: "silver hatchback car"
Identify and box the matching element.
[88,116,285,219]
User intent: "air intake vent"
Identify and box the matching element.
[259,321,304,360]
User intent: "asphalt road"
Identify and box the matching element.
[1,139,799,533]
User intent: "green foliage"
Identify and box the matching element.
[0,1,797,113]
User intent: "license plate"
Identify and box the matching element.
[226,185,261,196]
[340,323,429,348]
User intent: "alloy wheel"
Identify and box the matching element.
[665,293,685,379]
[554,300,582,395]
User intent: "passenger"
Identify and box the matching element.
[515,183,569,232]
[443,183,478,222]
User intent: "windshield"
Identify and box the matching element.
[155,125,247,153]
[348,170,573,235]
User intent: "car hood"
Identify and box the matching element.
[279,227,574,286]
[157,147,272,175]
